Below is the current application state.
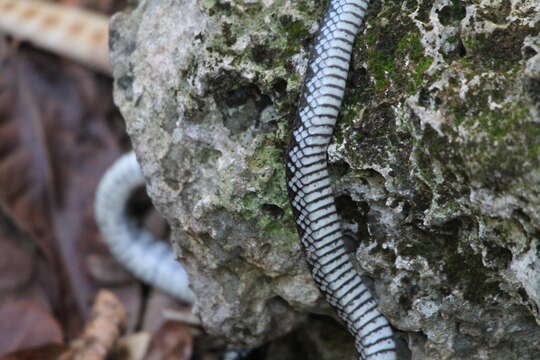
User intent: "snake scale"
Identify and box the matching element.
[286,1,397,359]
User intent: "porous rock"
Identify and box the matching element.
[110,0,540,358]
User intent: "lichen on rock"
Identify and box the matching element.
[110,0,540,358]
[337,0,540,358]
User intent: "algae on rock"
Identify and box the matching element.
[110,0,540,358]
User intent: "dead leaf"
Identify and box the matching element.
[0,0,144,348]
[0,38,139,336]
[0,48,62,295]
[58,0,127,15]
[110,285,143,333]
[143,322,193,360]
[141,291,185,334]
[0,300,63,357]
[0,233,34,295]
[0,343,67,360]
[86,254,133,285]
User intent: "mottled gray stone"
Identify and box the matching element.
[109,0,322,348]
[110,0,540,358]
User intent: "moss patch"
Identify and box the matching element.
[358,7,433,95]
[437,0,467,26]
[233,121,298,245]
[462,23,540,72]
[211,141,297,247]
[200,0,326,113]
[439,67,540,190]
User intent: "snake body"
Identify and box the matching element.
[286,1,397,359]
[95,152,195,304]
[3,0,397,356]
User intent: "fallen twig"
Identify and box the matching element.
[60,290,126,360]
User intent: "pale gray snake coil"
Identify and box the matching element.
[96,154,254,359]
[95,152,195,304]
[286,0,397,359]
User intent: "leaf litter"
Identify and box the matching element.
[0,1,266,359]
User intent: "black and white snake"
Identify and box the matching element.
[286,0,397,359]
[2,0,398,356]
[96,0,397,358]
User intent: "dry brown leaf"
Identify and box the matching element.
[0,0,145,349]
[0,343,67,360]
[0,211,54,311]
[0,300,63,357]
[141,291,184,334]
[0,37,139,337]
[143,322,194,360]
[110,285,143,333]
[57,0,127,15]
[86,253,134,285]
[0,234,33,295]
[0,50,62,300]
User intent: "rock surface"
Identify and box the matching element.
[110,0,540,358]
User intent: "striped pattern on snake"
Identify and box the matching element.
[286,1,397,359]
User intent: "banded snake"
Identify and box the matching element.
[286,0,397,359]
[1,0,399,357]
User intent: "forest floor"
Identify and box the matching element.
[0,1,246,359]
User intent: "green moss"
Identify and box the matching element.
[245,145,287,210]
[476,0,511,25]
[362,24,433,95]
[336,1,539,312]
[466,108,539,188]
[196,147,222,164]
[201,0,218,11]
[367,47,395,91]
[442,68,540,189]
[462,23,539,72]
[437,0,466,26]
[280,17,311,55]
[197,0,327,114]
[398,33,433,92]
[397,217,509,305]
[397,33,423,61]
[229,122,298,244]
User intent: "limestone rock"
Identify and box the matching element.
[110,0,540,358]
